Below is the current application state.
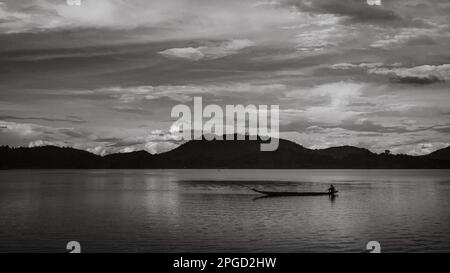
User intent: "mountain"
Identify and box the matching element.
[426,146,450,161]
[1,136,449,169]
[103,150,153,169]
[154,135,315,168]
[0,146,101,169]
[315,146,372,160]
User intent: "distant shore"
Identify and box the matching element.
[1,137,449,169]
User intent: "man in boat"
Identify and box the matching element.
[328,184,337,194]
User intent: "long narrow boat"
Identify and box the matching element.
[252,188,338,197]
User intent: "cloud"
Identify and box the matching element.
[112,105,151,115]
[330,62,450,85]
[28,139,67,148]
[93,82,287,104]
[332,119,434,134]
[330,62,386,70]
[158,47,206,61]
[402,142,450,156]
[94,129,183,155]
[281,118,420,134]
[295,25,351,52]
[0,120,90,147]
[286,0,426,27]
[158,39,255,61]
[433,125,450,133]
[369,26,448,49]
[99,85,208,103]
[0,0,175,33]
[144,141,179,154]
[0,0,300,39]
[285,81,368,123]
[0,2,36,33]
[1,0,449,157]
[404,35,437,46]
[315,0,401,22]
[0,115,87,124]
[389,75,444,85]
[281,123,449,155]
[0,119,183,155]
[368,64,450,84]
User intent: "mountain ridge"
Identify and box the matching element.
[1,136,449,169]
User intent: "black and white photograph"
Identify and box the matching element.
[0,0,450,257]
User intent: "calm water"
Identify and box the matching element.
[0,169,449,253]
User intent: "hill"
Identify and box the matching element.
[0,136,449,169]
[426,146,450,161]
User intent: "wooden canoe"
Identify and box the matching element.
[252,188,338,197]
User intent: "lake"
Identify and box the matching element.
[0,169,449,253]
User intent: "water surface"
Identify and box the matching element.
[0,169,449,252]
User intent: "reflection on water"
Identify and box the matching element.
[252,194,337,202]
[0,169,449,253]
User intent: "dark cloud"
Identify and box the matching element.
[330,62,450,85]
[95,137,123,143]
[348,102,377,107]
[315,0,400,21]
[404,36,436,46]
[389,75,445,85]
[0,115,87,124]
[112,106,153,115]
[57,128,89,138]
[335,120,437,134]
[287,0,428,27]
[388,138,430,148]
[433,126,450,133]
[106,139,146,148]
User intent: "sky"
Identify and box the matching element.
[0,0,449,155]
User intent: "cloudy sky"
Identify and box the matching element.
[0,0,449,155]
